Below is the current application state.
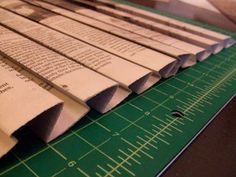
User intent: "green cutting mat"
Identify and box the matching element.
[1,1,236,177]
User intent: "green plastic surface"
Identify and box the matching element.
[0,1,236,177]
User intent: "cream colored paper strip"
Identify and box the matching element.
[0,0,179,77]
[75,0,223,54]
[1,56,90,142]
[0,130,17,158]
[24,0,196,68]
[38,0,209,62]
[91,0,235,48]
[0,25,128,113]
[75,7,209,61]
[0,8,159,94]
[0,59,63,157]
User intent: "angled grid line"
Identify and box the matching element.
[77,166,90,177]
[13,153,39,177]
[114,112,170,145]
[141,95,172,111]
[47,143,67,161]
[128,102,144,112]
[107,164,121,175]
[152,88,169,96]
[189,67,216,80]
[137,136,159,149]
[184,68,236,114]
[78,137,112,161]
[152,126,172,137]
[118,149,142,164]
[71,131,136,176]
[176,98,204,113]
[105,117,184,176]
[119,114,146,132]
[152,115,183,133]
[51,167,67,177]
[87,115,112,132]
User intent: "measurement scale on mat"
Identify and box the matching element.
[0,1,236,177]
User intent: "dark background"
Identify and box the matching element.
[162,97,236,177]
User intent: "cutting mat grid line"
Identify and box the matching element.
[0,1,236,177]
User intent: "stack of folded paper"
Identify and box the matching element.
[0,0,234,158]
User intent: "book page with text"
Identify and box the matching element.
[0,59,63,157]
[90,0,235,48]
[97,0,235,48]
[0,25,128,113]
[0,8,159,94]
[1,56,90,142]
[75,0,223,54]
[0,0,179,78]
[36,0,204,63]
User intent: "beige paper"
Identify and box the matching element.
[73,7,210,61]
[1,56,90,142]
[93,0,235,48]
[0,25,129,113]
[0,59,63,157]
[24,0,196,68]
[0,8,159,94]
[75,0,223,54]
[2,0,179,78]
[42,16,178,77]
[0,130,17,158]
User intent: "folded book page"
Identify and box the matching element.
[0,128,17,158]
[92,0,235,48]
[0,25,129,113]
[75,0,224,54]
[68,5,209,61]
[25,0,196,68]
[0,59,63,157]
[1,56,90,142]
[0,8,159,94]
[0,0,179,78]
